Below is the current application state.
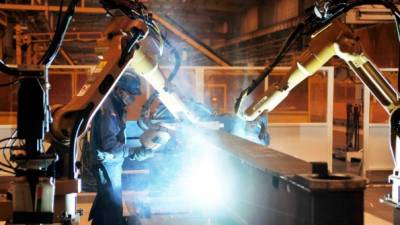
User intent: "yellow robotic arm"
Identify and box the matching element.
[51,17,197,143]
[128,43,199,124]
[240,18,400,206]
[242,20,399,121]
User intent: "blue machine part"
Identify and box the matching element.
[216,113,269,146]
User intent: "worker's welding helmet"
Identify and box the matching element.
[117,71,142,96]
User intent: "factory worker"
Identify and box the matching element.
[88,71,157,225]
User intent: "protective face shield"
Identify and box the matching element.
[116,72,142,105]
[118,88,136,106]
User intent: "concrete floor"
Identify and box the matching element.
[364,187,393,224]
[73,186,395,225]
[64,152,395,225]
[331,157,393,224]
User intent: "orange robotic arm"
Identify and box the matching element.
[51,17,197,144]
[50,18,148,143]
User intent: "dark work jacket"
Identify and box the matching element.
[90,93,152,163]
[91,93,128,162]
[89,93,149,225]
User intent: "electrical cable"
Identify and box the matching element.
[0,61,18,76]
[56,0,65,32]
[138,38,181,130]
[0,167,14,174]
[2,130,16,169]
[0,160,13,169]
[234,22,305,113]
[0,79,19,87]
[235,0,400,114]
[118,28,145,67]
[0,139,15,172]
[0,137,17,143]
[39,0,79,66]
[68,105,92,179]
[69,116,84,179]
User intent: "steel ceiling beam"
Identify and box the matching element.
[0,3,231,66]
[0,3,105,14]
[153,13,231,66]
[213,17,301,49]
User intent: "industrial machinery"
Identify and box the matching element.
[0,0,204,224]
[235,0,400,221]
[0,0,390,224]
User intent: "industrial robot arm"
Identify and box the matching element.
[51,14,197,145]
[2,1,197,223]
[240,20,399,121]
[238,19,400,206]
[49,7,199,182]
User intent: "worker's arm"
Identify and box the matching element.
[93,105,162,162]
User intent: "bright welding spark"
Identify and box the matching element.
[185,156,226,210]
[179,131,231,211]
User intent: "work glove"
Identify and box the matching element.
[128,146,153,161]
[139,127,171,150]
[127,128,171,161]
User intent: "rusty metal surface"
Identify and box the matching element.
[0,195,12,221]
[395,207,400,225]
[0,176,15,193]
[195,129,365,225]
[292,174,366,191]
[207,129,311,175]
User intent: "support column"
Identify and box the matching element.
[195,68,205,103]
[15,24,22,64]
[326,67,335,172]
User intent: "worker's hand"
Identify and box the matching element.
[128,146,153,161]
[139,127,171,151]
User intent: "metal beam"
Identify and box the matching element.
[147,2,241,12]
[0,11,7,27]
[0,3,231,66]
[0,3,106,14]
[60,48,75,65]
[345,5,400,24]
[213,17,301,49]
[153,13,231,66]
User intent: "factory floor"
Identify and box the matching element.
[0,188,393,225]
[332,158,393,225]
[364,186,393,225]
[68,159,393,225]
[73,187,395,225]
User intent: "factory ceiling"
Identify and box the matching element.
[0,1,396,67]
[0,0,300,66]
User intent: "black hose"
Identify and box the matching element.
[235,0,400,113]
[0,61,18,76]
[55,0,65,32]
[68,116,84,179]
[39,0,79,65]
[0,79,19,87]
[118,28,145,67]
[0,167,14,174]
[0,159,14,174]
[165,38,181,82]
[137,39,182,130]
[68,105,93,179]
[0,137,17,143]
